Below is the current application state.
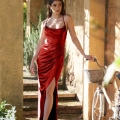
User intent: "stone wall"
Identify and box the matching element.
[65,1,105,115]
[65,0,84,101]
[0,0,23,119]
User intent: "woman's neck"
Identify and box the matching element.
[51,14,62,19]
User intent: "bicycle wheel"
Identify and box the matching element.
[92,89,105,120]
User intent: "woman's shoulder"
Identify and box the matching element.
[64,14,73,21]
[42,19,47,25]
[63,14,73,23]
[64,14,72,19]
[41,19,49,28]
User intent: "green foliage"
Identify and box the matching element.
[23,15,42,67]
[0,101,7,117]
[0,101,16,120]
[23,2,27,23]
[23,2,27,37]
[23,1,46,68]
[115,57,120,68]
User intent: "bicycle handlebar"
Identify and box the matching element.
[86,57,106,74]
[86,57,97,62]
[87,57,120,82]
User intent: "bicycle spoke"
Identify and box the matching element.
[92,90,104,120]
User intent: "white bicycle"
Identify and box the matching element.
[84,57,120,120]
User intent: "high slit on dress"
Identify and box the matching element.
[37,16,67,120]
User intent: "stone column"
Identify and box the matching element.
[83,0,105,119]
[0,0,23,120]
[30,0,43,26]
[83,0,90,119]
[65,0,85,102]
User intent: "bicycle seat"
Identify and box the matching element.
[116,73,120,80]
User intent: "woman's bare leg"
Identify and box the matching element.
[43,78,55,120]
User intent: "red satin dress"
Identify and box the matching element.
[37,17,67,120]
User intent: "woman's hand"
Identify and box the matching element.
[84,55,95,61]
[30,61,36,75]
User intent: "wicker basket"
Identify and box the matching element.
[84,69,104,83]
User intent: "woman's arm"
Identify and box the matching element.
[31,22,46,62]
[30,21,46,74]
[65,14,93,60]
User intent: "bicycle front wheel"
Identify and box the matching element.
[92,89,105,120]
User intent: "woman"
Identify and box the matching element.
[30,0,93,120]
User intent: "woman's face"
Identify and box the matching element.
[50,1,62,15]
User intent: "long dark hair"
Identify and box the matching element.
[47,0,66,18]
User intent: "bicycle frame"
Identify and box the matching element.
[92,58,120,119]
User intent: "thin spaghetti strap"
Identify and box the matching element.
[45,18,49,27]
[62,16,65,26]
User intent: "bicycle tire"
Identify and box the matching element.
[92,89,105,120]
